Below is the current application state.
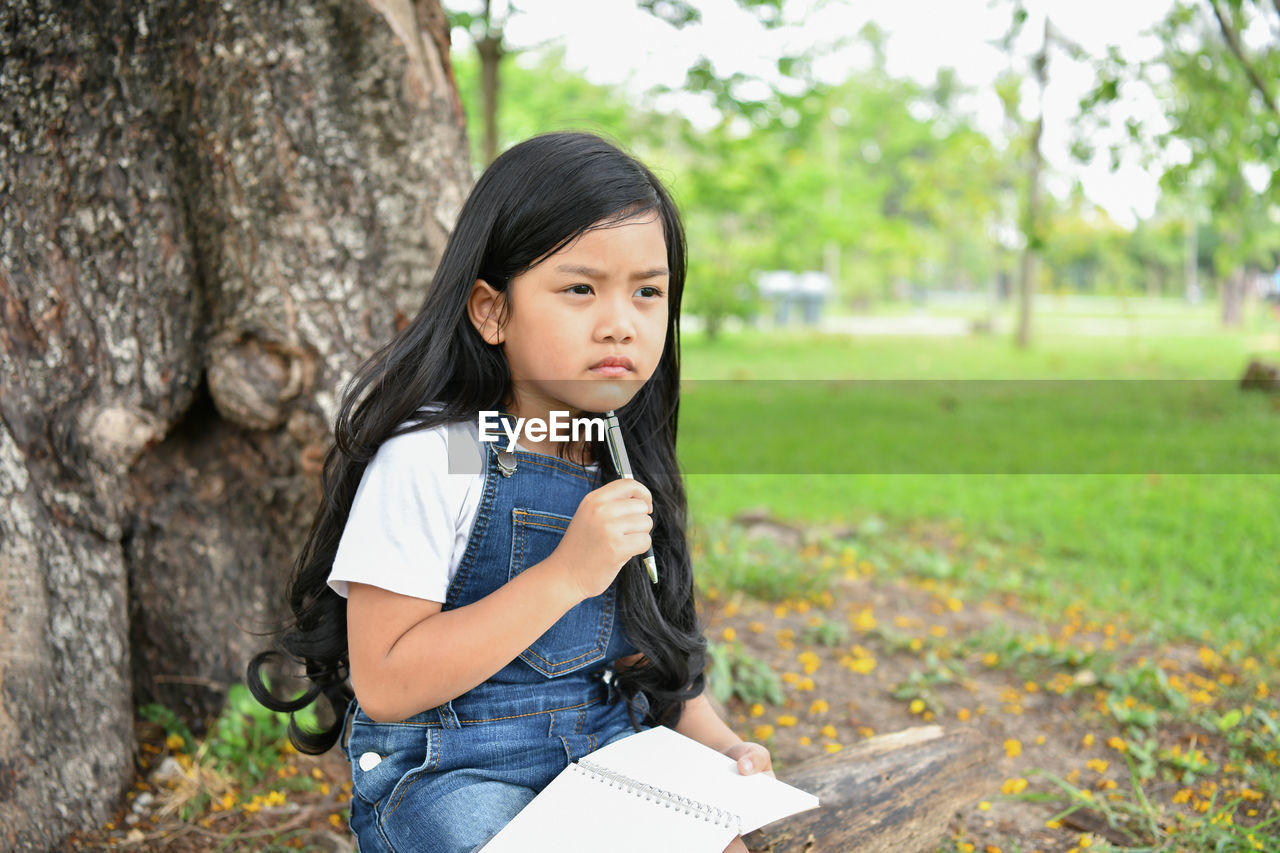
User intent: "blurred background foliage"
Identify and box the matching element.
[447,0,1280,341]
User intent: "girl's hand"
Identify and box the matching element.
[549,479,653,600]
[724,741,774,777]
[718,742,773,852]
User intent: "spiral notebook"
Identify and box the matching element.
[480,725,819,852]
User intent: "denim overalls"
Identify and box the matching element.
[344,420,648,853]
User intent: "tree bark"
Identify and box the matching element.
[0,0,470,847]
[1220,269,1245,327]
[1015,18,1049,351]
[744,726,1000,853]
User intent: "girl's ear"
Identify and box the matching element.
[467,278,507,345]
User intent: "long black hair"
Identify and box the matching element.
[247,132,705,753]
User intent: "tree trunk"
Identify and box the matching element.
[1220,269,1244,327]
[477,33,504,167]
[0,1,470,847]
[1015,18,1049,351]
[745,726,999,853]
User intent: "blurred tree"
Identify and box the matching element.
[449,0,788,166]
[451,11,1020,337]
[457,0,507,166]
[1080,0,1280,325]
[994,5,1088,348]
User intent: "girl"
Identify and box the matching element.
[249,132,771,853]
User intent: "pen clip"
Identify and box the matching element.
[604,411,629,479]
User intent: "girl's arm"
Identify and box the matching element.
[674,693,773,776]
[348,566,578,722]
[348,478,653,722]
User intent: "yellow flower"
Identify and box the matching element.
[824,742,843,753]
[329,813,344,829]
[798,736,811,746]
[1003,739,1022,758]
[750,703,765,718]
[797,651,822,674]
[721,627,737,642]
[1106,736,1127,753]
[977,801,991,811]
[956,708,972,722]
[850,608,877,632]
[820,724,838,739]
[1086,759,1109,774]
[808,699,829,714]
[909,699,926,715]
[946,596,963,612]
[776,715,798,727]
[1082,733,1095,747]
[844,656,877,675]
[164,733,185,752]
[1001,777,1028,795]
[753,724,774,740]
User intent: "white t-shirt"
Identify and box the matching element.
[327,416,597,603]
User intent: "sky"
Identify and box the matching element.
[465,0,1185,227]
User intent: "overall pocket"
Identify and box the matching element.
[509,507,615,677]
[346,713,439,816]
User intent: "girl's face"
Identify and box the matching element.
[468,214,670,421]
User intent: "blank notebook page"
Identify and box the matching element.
[584,725,818,833]
[479,761,737,853]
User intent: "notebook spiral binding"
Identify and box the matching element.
[575,760,741,832]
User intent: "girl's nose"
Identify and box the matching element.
[596,295,637,342]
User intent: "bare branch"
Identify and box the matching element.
[1208,0,1280,116]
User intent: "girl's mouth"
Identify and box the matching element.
[589,357,633,376]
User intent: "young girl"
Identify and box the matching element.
[249,132,771,853]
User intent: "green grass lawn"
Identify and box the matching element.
[678,317,1280,653]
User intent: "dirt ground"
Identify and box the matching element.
[69,520,1278,853]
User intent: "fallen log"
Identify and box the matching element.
[745,726,1000,853]
[1240,359,1280,393]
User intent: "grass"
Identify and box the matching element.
[95,298,1277,852]
[679,311,1280,655]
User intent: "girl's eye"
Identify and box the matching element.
[566,284,593,295]
[636,286,664,298]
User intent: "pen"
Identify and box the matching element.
[604,410,659,584]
